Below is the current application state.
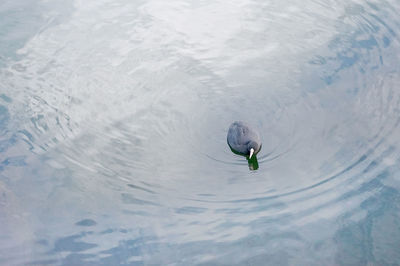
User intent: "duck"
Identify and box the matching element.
[227,121,261,159]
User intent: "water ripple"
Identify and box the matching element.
[1,0,400,265]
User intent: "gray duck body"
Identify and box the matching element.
[227,121,261,157]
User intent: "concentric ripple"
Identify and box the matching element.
[1,0,400,265]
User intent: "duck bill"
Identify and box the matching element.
[249,148,254,159]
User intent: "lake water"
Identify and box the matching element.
[1,0,400,265]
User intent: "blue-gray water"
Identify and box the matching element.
[1,0,400,265]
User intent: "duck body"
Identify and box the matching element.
[227,121,261,158]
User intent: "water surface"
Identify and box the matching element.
[1,0,400,265]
